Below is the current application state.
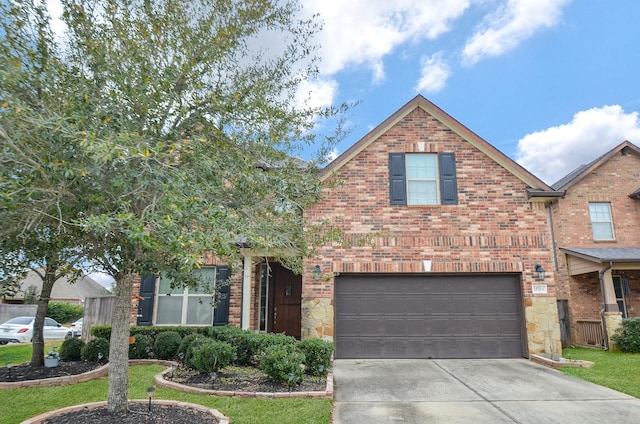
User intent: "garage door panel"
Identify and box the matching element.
[335,274,525,359]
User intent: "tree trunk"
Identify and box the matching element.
[30,269,57,367]
[107,272,134,414]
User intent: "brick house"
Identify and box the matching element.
[301,95,562,359]
[130,95,565,359]
[550,141,640,349]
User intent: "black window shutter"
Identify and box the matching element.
[439,152,458,205]
[389,153,407,204]
[213,266,231,326]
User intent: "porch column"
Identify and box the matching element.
[600,268,619,312]
[241,254,253,330]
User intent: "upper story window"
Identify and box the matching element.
[589,202,615,240]
[389,152,458,205]
[406,154,438,204]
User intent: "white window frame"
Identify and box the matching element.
[258,263,270,332]
[588,202,615,241]
[406,153,439,205]
[155,267,217,326]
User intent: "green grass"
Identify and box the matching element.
[561,347,640,398]
[0,340,59,365]
[0,343,331,424]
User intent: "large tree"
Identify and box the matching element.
[1,0,344,413]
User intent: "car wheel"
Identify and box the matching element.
[0,341,7,345]
[65,332,73,339]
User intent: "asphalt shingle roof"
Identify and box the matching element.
[560,247,640,263]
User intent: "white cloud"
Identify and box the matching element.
[515,105,640,185]
[296,78,339,110]
[462,0,571,65]
[415,52,451,93]
[303,0,471,77]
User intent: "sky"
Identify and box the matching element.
[43,0,640,288]
[298,0,640,186]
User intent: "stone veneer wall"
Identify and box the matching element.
[525,297,562,355]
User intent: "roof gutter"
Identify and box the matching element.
[599,261,614,350]
[526,189,565,200]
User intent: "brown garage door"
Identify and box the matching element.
[335,274,525,359]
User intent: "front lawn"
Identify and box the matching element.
[0,340,58,365]
[0,343,331,424]
[561,347,640,398]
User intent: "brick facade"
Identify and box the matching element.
[303,100,561,355]
[551,145,640,345]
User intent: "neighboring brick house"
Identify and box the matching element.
[301,95,563,359]
[550,141,640,349]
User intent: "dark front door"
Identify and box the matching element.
[136,275,156,326]
[269,263,302,339]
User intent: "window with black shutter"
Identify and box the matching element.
[389,152,458,205]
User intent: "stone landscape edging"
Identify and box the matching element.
[1,357,334,399]
[155,363,334,398]
[20,399,229,424]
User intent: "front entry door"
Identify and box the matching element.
[269,263,302,339]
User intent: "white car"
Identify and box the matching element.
[0,316,72,344]
[70,318,83,337]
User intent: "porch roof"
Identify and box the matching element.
[561,247,640,263]
[561,247,640,275]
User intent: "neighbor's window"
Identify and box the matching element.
[156,267,216,325]
[406,154,438,205]
[589,202,615,240]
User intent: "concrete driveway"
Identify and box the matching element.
[333,359,640,424]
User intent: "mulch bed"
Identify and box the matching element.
[43,402,218,424]
[168,365,327,392]
[0,360,103,382]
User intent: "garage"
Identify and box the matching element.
[334,274,526,359]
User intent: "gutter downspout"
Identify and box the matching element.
[599,261,613,350]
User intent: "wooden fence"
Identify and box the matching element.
[83,296,116,340]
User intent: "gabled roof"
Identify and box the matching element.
[551,141,640,190]
[12,269,109,302]
[630,186,640,200]
[319,95,553,192]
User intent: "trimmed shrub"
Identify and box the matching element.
[91,325,111,340]
[129,334,154,359]
[81,337,110,361]
[299,338,333,376]
[178,333,207,369]
[153,331,182,360]
[190,339,236,373]
[47,302,83,324]
[59,337,85,361]
[261,343,305,388]
[612,317,640,353]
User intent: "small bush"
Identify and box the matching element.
[190,339,236,373]
[47,302,83,323]
[299,338,333,376]
[178,333,207,369]
[129,334,154,359]
[153,331,182,359]
[81,337,110,361]
[59,337,85,361]
[261,343,305,388]
[612,318,640,353]
[91,325,112,340]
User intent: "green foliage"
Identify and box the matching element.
[23,285,39,304]
[299,338,333,376]
[612,318,640,353]
[81,337,110,361]
[129,334,154,359]
[261,343,305,388]
[153,331,182,360]
[91,325,112,340]
[257,333,298,358]
[190,339,236,374]
[59,337,85,361]
[46,302,83,323]
[180,334,208,370]
[208,326,261,366]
